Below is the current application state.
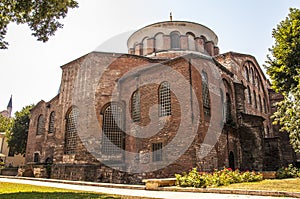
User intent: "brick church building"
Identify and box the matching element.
[24,20,297,183]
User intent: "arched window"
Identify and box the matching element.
[65,107,79,154]
[245,67,249,82]
[131,90,140,122]
[187,33,195,51]
[142,37,148,55]
[102,103,125,156]
[155,33,164,52]
[226,93,232,122]
[220,89,225,122]
[48,111,55,133]
[259,95,262,112]
[159,82,171,117]
[251,68,255,85]
[37,115,45,135]
[263,98,267,113]
[253,90,257,109]
[202,71,210,116]
[247,86,252,104]
[170,32,180,49]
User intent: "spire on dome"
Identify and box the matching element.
[170,12,173,21]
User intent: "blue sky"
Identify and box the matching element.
[0,0,299,113]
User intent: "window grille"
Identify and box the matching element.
[37,115,45,135]
[65,107,79,154]
[152,142,162,162]
[102,103,124,156]
[48,111,55,133]
[131,90,140,122]
[202,71,210,116]
[159,82,171,117]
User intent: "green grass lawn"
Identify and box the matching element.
[220,178,300,192]
[0,182,149,199]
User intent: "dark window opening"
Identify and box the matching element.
[226,93,232,122]
[33,152,40,163]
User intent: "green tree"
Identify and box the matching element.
[0,0,78,49]
[265,8,300,152]
[6,105,33,155]
[0,114,12,133]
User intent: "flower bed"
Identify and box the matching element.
[175,167,263,188]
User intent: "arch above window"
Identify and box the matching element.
[159,82,171,117]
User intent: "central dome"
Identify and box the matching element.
[127,21,219,57]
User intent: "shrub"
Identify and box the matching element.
[176,167,263,188]
[276,164,300,179]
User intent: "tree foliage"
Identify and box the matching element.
[0,0,78,49]
[0,114,12,133]
[6,105,33,155]
[265,8,300,152]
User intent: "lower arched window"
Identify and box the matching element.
[202,71,210,116]
[102,103,125,156]
[37,115,45,135]
[65,107,79,154]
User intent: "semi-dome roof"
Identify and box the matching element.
[127,21,219,57]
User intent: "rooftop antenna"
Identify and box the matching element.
[170,12,173,21]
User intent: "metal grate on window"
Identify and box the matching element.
[152,143,162,162]
[159,82,171,117]
[201,71,210,116]
[48,111,55,133]
[65,107,79,154]
[37,115,45,135]
[102,103,124,156]
[131,90,140,122]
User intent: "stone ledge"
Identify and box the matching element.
[142,178,176,190]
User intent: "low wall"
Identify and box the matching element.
[0,168,18,176]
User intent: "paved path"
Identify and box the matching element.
[0,177,297,199]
